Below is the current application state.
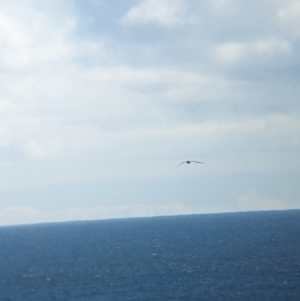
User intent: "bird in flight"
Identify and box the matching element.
[177,160,205,167]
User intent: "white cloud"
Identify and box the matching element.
[0,1,297,169]
[214,42,246,64]
[0,65,229,162]
[0,203,226,226]
[1,74,299,178]
[0,206,47,225]
[214,37,292,65]
[64,205,130,221]
[237,190,286,211]
[26,139,62,159]
[209,0,236,12]
[278,0,300,38]
[0,6,75,68]
[255,37,291,54]
[0,0,298,220]
[131,203,192,216]
[121,0,192,26]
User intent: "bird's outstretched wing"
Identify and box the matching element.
[177,161,187,167]
[177,160,205,167]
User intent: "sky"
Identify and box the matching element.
[0,0,299,225]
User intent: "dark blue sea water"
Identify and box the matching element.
[0,210,299,301]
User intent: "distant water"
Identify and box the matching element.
[0,210,299,301]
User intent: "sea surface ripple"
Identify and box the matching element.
[0,210,299,300]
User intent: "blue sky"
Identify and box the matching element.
[0,0,299,225]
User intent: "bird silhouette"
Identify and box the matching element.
[177,160,205,167]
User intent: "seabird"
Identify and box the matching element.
[177,160,205,167]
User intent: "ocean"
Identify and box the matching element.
[0,210,299,300]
